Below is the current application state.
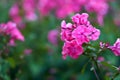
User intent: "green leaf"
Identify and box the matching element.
[6,58,16,68]
[101,61,118,71]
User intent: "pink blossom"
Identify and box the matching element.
[88,26,100,41]
[6,22,24,41]
[72,13,90,26]
[38,0,56,16]
[0,22,24,46]
[100,42,109,48]
[60,13,100,59]
[24,49,32,55]
[9,39,16,46]
[9,4,22,24]
[62,40,84,59]
[72,25,90,45]
[97,56,104,62]
[60,20,73,41]
[23,0,37,21]
[85,0,109,25]
[25,11,37,21]
[108,38,120,56]
[9,4,19,17]
[48,29,59,45]
[56,0,81,18]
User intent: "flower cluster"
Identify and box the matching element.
[9,0,37,28]
[0,22,24,46]
[39,0,109,25]
[85,0,109,25]
[108,38,120,56]
[9,0,109,25]
[60,13,100,59]
[9,4,22,25]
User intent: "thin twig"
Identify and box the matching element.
[92,63,100,80]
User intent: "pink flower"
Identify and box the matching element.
[88,26,100,41]
[85,0,109,25]
[25,11,37,21]
[100,42,109,48]
[6,22,24,41]
[9,39,16,46]
[38,0,56,16]
[48,29,59,45]
[62,40,84,59]
[23,0,37,21]
[60,20,73,41]
[24,49,32,55]
[72,25,90,45]
[9,4,22,24]
[97,56,104,62]
[60,13,100,59]
[108,38,120,56]
[9,4,19,17]
[71,13,90,26]
[0,22,24,46]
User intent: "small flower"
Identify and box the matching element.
[97,56,104,62]
[108,38,120,56]
[60,20,73,41]
[72,25,90,45]
[71,13,90,26]
[100,42,109,48]
[62,40,84,59]
[24,49,32,55]
[48,29,59,45]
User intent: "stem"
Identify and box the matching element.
[92,57,100,71]
[92,63,100,80]
[111,71,120,80]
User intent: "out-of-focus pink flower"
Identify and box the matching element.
[23,0,37,21]
[55,0,81,19]
[25,12,37,21]
[9,4,19,17]
[113,11,120,26]
[108,38,120,56]
[62,40,84,59]
[85,0,109,25]
[97,56,104,62]
[6,22,24,41]
[9,0,37,23]
[24,49,32,55]
[9,39,16,46]
[48,29,59,46]
[114,18,120,26]
[9,0,109,25]
[60,13,100,59]
[0,22,24,46]
[9,4,22,24]
[38,0,56,16]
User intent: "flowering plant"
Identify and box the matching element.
[60,13,120,80]
[0,0,120,80]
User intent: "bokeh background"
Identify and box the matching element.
[0,0,120,80]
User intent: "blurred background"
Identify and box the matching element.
[0,0,120,80]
